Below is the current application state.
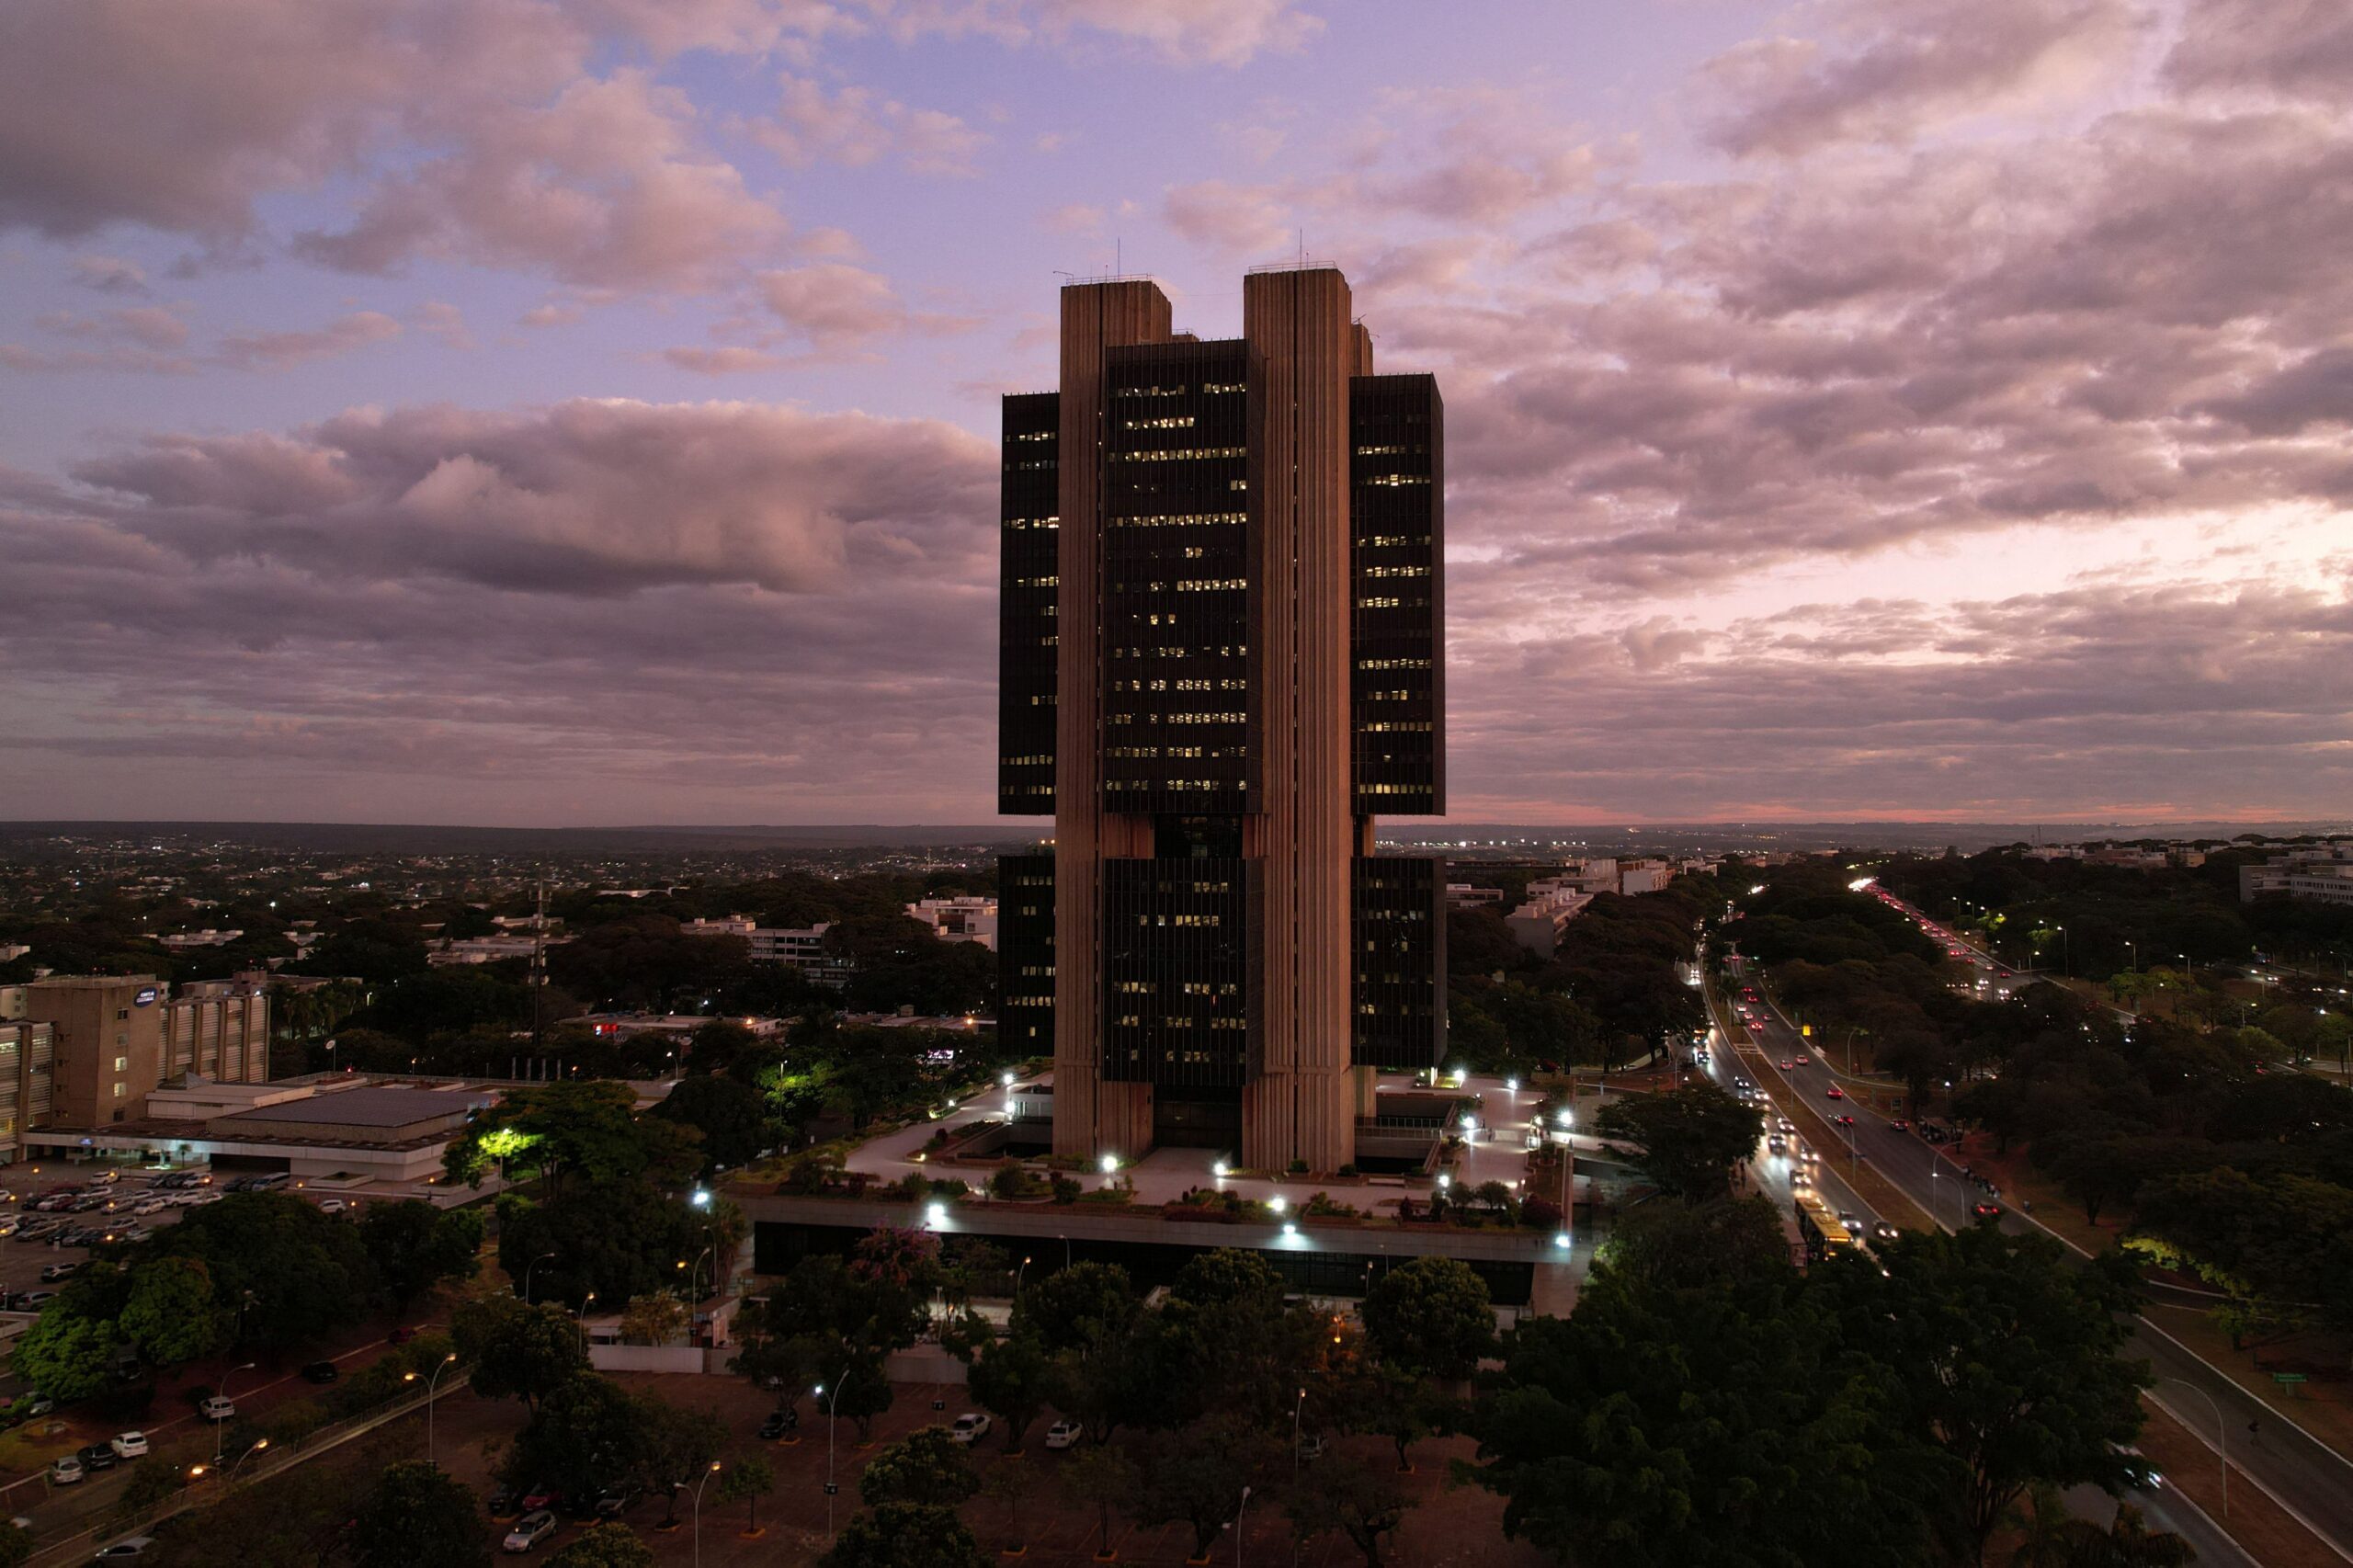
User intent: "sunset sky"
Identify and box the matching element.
[1,0,2347,825]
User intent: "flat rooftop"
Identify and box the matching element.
[220,1085,494,1128]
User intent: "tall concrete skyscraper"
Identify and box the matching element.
[999,266,1444,1174]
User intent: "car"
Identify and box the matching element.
[1776,1118,1795,1133]
[20,1291,57,1310]
[1972,1201,2005,1220]
[91,1171,119,1187]
[1837,1211,1861,1233]
[51,1455,85,1485]
[949,1413,992,1444]
[1794,1053,1811,1065]
[486,1486,522,1519]
[1873,1222,1901,1243]
[20,1392,53,1417]
[1790,1166,1813,1191]
[519,1483,561,1512]
[1824,1085,1845,1100]
[301,1361,339,1384]
[316,1199,347,1215]
[756,1410,797,1440]
[131,1200,166,1217]
[1835,1114,1857,1127]
[199,1396,235,1422]
[39,1261,76,1283]
[110,1431,149,1459]
[0,1221,17,1240]
[502,1511,558,1552]
[76,1444,118,1472]
[1799,1142,1818,1164]
[1044,1420,1082,1450]
[590,1487,639,1520]
[16,1221,60,1243]
[1766,1135,1787,1154]
[93,1537,157,1559]
[1891,1119,1910,1132]
[188,1193,222,1207]
[1779,1059,1796,1070]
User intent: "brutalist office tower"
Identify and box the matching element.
[998,266,1446,1174]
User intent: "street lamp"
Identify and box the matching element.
[692,1459,723,1568]
[225,1437,269,1485]
[688,1244,716,1308]
[1234,1483,1255,1568]
[524,1251,557,1303]
[426,1352,458,1464]
[822,1368,850,1540]
[577,1292,597,1355]
[214,1363,255,1465]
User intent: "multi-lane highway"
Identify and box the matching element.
[1722,901,2353,1563]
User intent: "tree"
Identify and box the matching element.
[1287,1453,1415,1568]
[1471,1199,1939,1568]
[858,1425,978,1509]
[1594,1080,1762,1199]
[618,1293,687,1346]
[649,1071,775,1172]
[149,1192,380,1347]
[14,1300,117,1401]
[1062,1445,1136,1563]
[820,1503,989,1568]
[544,1523,657,1568]
[351,1460,489,1568]
[1819,1227,2150,1563]
[454,1294,589,1408]
[963,1324,1053,1451]
[1014,1260,1137,1353]
[1131,1415,1277,1560]
[1328,1358,1439,1472]
[0,1522,28,1568]
[714,1454,775,1535]
[118,1256,227,1366]
[445,1080,665,1191]
[503,1374,643,1505]
[632,1393,725,1526]
[359,1200,484,1313]
[830,1351,895,1441]
[1360,1256,1493,1381]
[494,1181,704,1311]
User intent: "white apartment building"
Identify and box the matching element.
[905,897,998,951]
[2240,844,2353,907]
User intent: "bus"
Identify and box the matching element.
[1794,1192,1855,1263]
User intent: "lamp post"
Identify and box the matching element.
[577,1292,597,1355]
[225,1437,269,1485]
[214,1363,255,1465]
[2157,1379,2228,1517]
[688,1244,715,1312]
[524,1251,557,1303]
[821,1368,849,1540]
[692,1460,722,1568]
[426,1352,458,1464]
[1234,1484,1254,1568]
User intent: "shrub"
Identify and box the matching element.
[1049,1175,1081,1205]
[1521,1195,1563,1231]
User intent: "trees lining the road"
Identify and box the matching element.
[1593,1079,1763,1199]
[1471,1195,2161,1567]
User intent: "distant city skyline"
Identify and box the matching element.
[1,0,2347,825]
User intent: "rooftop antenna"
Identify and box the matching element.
[1116,236,1121,275]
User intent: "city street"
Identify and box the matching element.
[1732,903,2353,1562]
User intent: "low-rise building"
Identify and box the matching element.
[905,897,997,950]
[158,928,244,950]
[2240,844,2353,906]
[1506,879,1596,956]
[1444,884,1504,909]
[427,935,551,966]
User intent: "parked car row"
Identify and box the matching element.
[51,1431,150,1485]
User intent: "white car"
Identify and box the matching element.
[131,1200,166,1217]
[1043,1420,1082,1450]
[111,1431,149,1459]
[51,1454,85,1485]
[503,1510,558,1552]
[199,1396,235,1422]
[94,1538,156,1559]
[316,1199,347,1215]
[949,1413,992,1444]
